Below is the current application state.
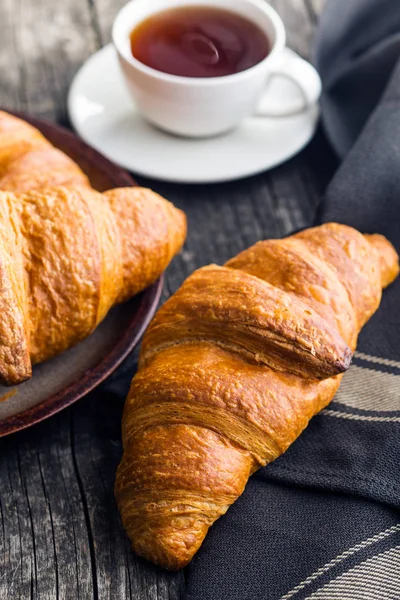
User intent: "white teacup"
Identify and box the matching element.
[112,0,321,138]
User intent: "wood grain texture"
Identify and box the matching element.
[0,0,98,122]
[0,0,332,598]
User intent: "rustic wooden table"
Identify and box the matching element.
[0,1,334,598]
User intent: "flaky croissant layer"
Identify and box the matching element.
[115,223,399,570]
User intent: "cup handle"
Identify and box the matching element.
[254,49,322,118]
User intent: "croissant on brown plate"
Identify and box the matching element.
[0,111,187,385]
[0,185,186,386]
[115,223,399,570]
[0,110,90,192]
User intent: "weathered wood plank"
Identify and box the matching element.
[0,0,99,122]
[0,1,329,599]
[87,0,125,43]
[0,412,96,599]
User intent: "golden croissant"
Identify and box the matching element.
[115,223,399,570]
[0,110,90,192]
[0,185,186,385]
[0,110,186,384]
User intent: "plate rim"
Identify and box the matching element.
[0,109,163,437]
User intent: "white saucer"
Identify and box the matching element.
[68,44,320,184]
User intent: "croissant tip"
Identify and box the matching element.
[335,347,353,375]
[131,525,203,571]
[0,363,32,386]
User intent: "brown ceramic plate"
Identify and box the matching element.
[0,110,163,437]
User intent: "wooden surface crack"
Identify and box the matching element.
[17,446,38,598]
[37,450,59,600]
[86,0,104,49]
[70,415,99,600]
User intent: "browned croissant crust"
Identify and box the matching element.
[115,223,399,570]
[0,110,90,192]
[0,185,186,385]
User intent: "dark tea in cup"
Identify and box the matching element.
[130,6,271,78]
